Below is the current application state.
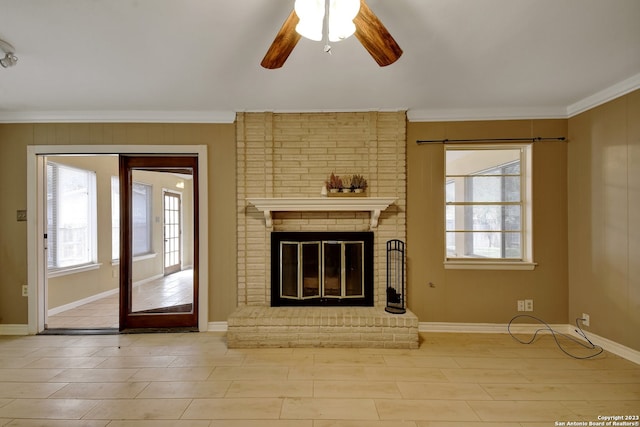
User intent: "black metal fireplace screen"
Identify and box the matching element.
[271,231,374,307]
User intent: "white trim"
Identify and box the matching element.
[0,324,29,336]
[407,106,568,122]
[566,72,640,117]
[207,321,228,332]
[566,328,640,366]
[133,273,164,288]
[419,321,568,334]
[407,73,640,122]
[47,287,119,316]
[419,322,640,365]
[0,110,236,124]
[2,74,640,124]
[444,261,537,271]
[133,253,157,262]
[246,197,395,229]
[48,263,102,279]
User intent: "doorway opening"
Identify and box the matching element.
[26,145,208,334]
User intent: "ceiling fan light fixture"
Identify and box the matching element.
[294,0,360,42]
[328,0,359,41]
[294,0,324,41]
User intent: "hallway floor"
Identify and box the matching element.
[47,270,193,330]
[0,331,638,426]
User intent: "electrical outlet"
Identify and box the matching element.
[517,300,525,312]
[21,285,28,297]
[524,299,534,312]
[581,313,590,327]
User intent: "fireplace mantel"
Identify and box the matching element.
[247,197,395,229]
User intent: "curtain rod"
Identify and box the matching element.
[416,136,566,144]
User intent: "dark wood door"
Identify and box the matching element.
[119,155,198,331]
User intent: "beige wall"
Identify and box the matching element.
[0,93,637,355]
[568,89,640,351]
[406,119,569,324]
[0,123,237,324]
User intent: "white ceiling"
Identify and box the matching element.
[1,0,639,123]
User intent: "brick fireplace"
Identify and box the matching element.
[228,111,418,348]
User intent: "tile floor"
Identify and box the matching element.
[47,270,193,329]
[0,331,638,426]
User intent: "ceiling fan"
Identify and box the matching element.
[261,0,403,69]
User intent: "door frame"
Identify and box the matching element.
[26,145,209,334]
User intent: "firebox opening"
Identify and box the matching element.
[271,232,374,307]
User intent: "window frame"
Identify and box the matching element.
[111,177,154,261]
[444,143,536,270]
[46,161,98,276]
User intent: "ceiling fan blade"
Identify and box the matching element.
[353,0,403,67]
[261,10,302,69]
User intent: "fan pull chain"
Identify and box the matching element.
[323,0,332,54]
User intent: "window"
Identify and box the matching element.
[111,176,120,260]
[132,182,153,255]
[111,178,153,259]
[445,144,534,269]
[47,162,97,270]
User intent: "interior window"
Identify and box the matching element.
[47,161,97,270]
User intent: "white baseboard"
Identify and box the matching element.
[207,321,228,332]
[48,274,164,317]
[566,327,640,366]
[420,321,568,334]
[419,322,640,365]
[48,287,119,316]
[0,324,29,335]
[133,274,164,288]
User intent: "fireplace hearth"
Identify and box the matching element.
[271,231,374,307]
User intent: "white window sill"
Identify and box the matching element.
[111,252,157,266]
[48,263,102,278]
[444,260,537,271]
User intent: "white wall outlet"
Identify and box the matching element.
[517,300,525,312]
[21,285,28,297]
[581,313,590,327]
[524,299,534,312]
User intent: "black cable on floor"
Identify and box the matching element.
[507,314,603,359]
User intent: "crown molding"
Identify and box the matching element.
[1,73,638,124]
[0,110,236,124]
[566,72,640,117]
[407,106,568,122]
[408,72,640,122]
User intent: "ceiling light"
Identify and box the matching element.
[294,0,360,42]
[0,39,18,68]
